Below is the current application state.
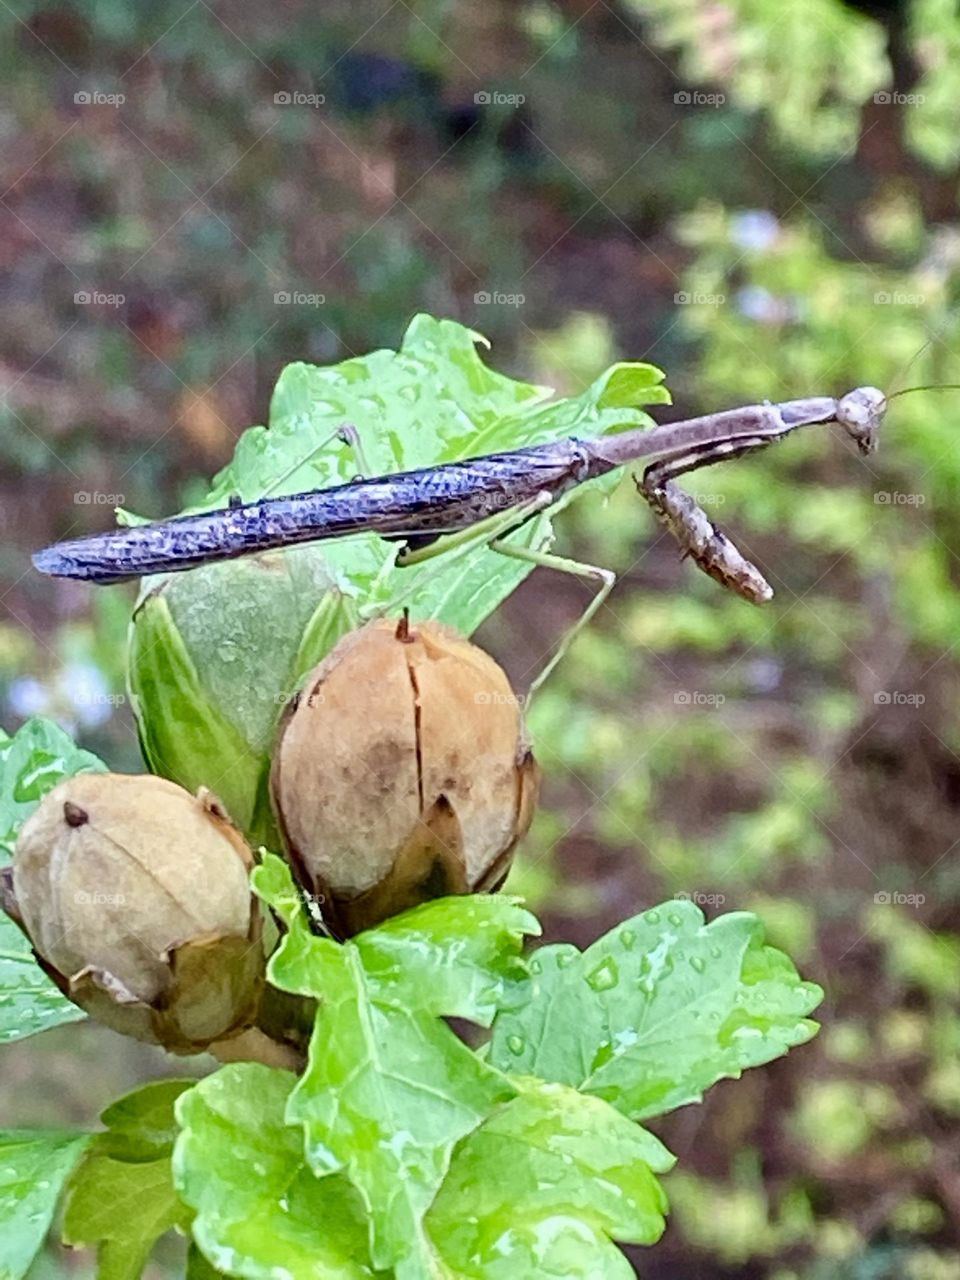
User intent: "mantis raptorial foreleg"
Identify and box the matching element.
[634,434,776,604]
[639,434,775,490]
[382,430,783,692]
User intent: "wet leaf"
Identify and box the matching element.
[426,1080,674,1277]
[63,1081,193,1280]
[129,553,359,848]
[0,1129,89,1279]
[253,855,537,1274]
[174,1063,375,1279]
[0,718,105,1043]
[489,901,822,1120]
[186,1244,225,1279]
[0,717,106,859]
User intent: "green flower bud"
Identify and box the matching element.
[271,616,540,936]
[10,773,263,1053]
[128,550,359,847]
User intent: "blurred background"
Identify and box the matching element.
[3,1,960,1276]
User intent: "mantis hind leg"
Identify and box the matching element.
[364,491,614,702]
[253,423,371,503]
[394,489,555,568]
[488,541,616,704]
[358,490,556,620]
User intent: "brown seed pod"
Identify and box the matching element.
[10,773,263,1053]
[271,616,540,936]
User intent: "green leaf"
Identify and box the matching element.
[426,1080,674,1278]
[126,319,668,839]
[253,855,539,1274]
[0,1129,89,1279]
[489,901,823,1121]
[0,718,106,1044]
[62,1080,193,1280]
[128,545,364,848]
[174,1063,375,1279]
[187,1244,226,1279]
[64,1156,182,1280]
[0,939,86,1048]
[0,717,106,859]
[94,1079,195,1162]
[160,317,667,627]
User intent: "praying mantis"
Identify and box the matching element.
[35,380,933,697]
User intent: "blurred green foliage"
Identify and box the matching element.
[3,0,960,1274]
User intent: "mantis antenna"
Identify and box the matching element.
[888,383,960,400]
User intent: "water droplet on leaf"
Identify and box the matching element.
[586,956,619,992]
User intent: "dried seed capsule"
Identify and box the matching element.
[271,616,540,935]
[10,773,263,1053]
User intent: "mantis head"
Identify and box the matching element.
[837,386,886,455]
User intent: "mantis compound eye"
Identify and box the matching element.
[837,386,886,455]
